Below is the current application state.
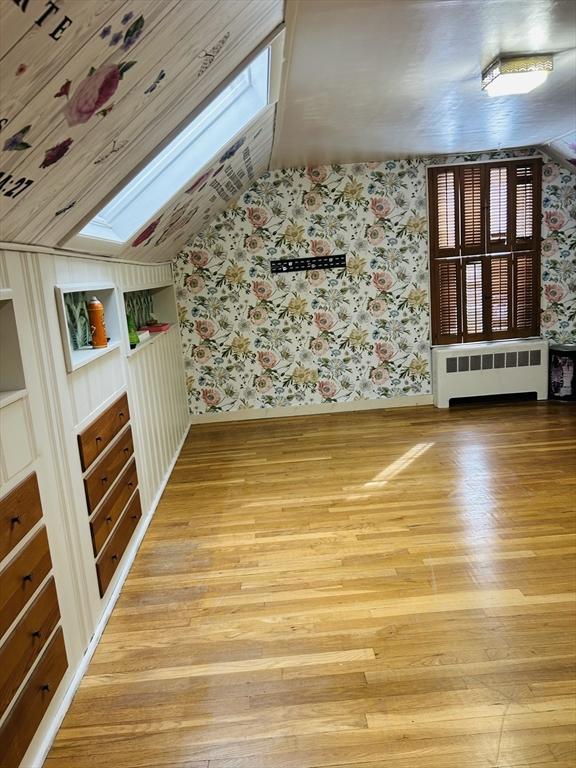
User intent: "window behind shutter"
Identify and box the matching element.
[487,165,509,252]
[431,259,461,344]
[428,168,459,257]
[513,252,539,336]
[490,255,512,337]
[462,258,484,340]
[512,161,541,251]
[460,165,485,255]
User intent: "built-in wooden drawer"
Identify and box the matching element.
[96,493,142,597]
[78,393,130,471]
[0,627,68,768]
[90,459,138,556]
[0,472,43,561]
[0,577,60,716]
[84,426,133,514]
[0,526,52,637]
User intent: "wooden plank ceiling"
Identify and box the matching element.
[0,0,283,262]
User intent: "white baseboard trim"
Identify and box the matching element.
[189,394,433,424]
[26,424,190,768]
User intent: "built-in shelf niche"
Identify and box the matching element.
[0,293,27,407]
[121,283,178,355]
[55,284,122,373]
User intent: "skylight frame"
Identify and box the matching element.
[77,47,271,246]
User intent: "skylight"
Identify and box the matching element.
[79,48,270,244]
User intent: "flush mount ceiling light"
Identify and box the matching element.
[481,54,553,97]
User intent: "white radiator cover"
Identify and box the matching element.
[432,339,549,408]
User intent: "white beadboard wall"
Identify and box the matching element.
[0,244,189,768]
[127,325,188,513]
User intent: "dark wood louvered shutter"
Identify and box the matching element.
[462,258,485,341]
[487,164,510,253]
[513,252,540,337]
[431,259,461,345]
[460,165,485,255]
[489,255,512,338]
[428,167,459,258]
[511,161,541,251]
[428,158,542,345]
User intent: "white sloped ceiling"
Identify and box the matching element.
[271,0,576,168]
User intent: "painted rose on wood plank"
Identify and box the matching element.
[63,62,136,127]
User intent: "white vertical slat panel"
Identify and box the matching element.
[0,397,36,481]
[155,340,171,474]
[163,328,181,452]
[0,253,9,289]
[126,327,188,517]
[165,332,180,450]
[67,348,126,427]
[141,342,160,505]
[169,325,188,443]
[128,351,154,513]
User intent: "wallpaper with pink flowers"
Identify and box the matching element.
[173,149,575,415]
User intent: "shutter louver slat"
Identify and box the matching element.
[514,252,538,336]
[433,259,461,344]
[462,259,484,339]
[512,162,541,251]
[437,171,456,250]
[461,166,484,254]
[490,255,512,335]
[429,168,459,258]
[488,166,508,251]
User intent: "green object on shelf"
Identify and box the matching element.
[126,313,139,349]
[125,289,154,329]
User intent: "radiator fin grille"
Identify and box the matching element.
[446,347,544,374]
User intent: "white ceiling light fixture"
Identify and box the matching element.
[481,54,553,97]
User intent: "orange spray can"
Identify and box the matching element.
[87,297,108,348]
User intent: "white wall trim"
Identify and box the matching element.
[0,240,170,267]
[24,423,189,768]
[189,393,433,424]
[424,148,545,170]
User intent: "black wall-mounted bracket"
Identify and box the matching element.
[270,254,346,274]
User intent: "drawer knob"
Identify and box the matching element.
[95,436,102,443]
[32,630,41,639]
[119,411,125,419]
[106,515,113,523]
[41,684,51,693]
[123,447,129,454]
[128,482,134,488]
[100,476,108,485]
[111,554,118,561]
[130,514,138,520]
[11,515,21,526]
[23,573,33,583]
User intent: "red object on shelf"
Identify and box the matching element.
[140,322,170,333]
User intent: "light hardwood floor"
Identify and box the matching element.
[46,403,576,768]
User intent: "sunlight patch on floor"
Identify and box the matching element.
[345,442,434,500]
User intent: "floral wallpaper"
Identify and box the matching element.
[173,150,576,415]
[540,160,576,340]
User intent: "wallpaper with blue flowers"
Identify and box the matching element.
[173,149,575,415]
